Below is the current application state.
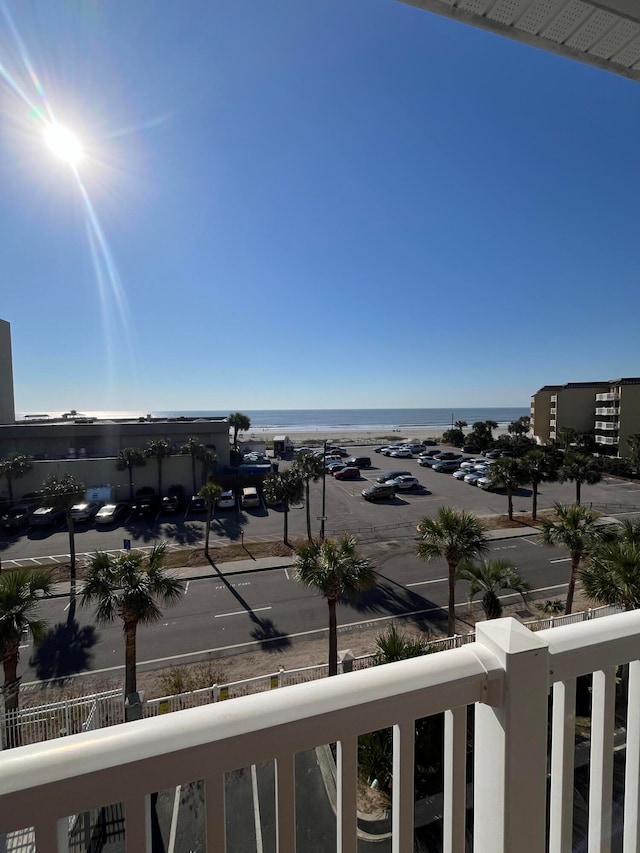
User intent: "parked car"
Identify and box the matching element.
[462,445,480,454]
[334,466,360,480]
[189,495,206,513]
[418,449,441,460]
[95,503,129,525]
[452,468,469,480]
[326,446,348,457]
[162,487,185,514]
[432,459,461,472]
[388,475,420,490]
[362,483,396,502]
[434,452,462,462]
[217,490,236,509]
[345,456,371,468]
[483,449,502,459]
[29,506,66,527]
[422,439,437,446]
[459,458,481,470]
[0,505,31,531]
[326,461,346,474]
[403,443,425,454]
[390,448,413,458]
[70,501,100,522]
[294,446,314,456]
[464,471,485,485]
[131,488,158,518]
[477,477,495,490]
[324,455,343,467]
[241,486,260,509]
[419,456,442,467]
[377,470,411,483]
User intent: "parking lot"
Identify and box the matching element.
[2,443,640,568]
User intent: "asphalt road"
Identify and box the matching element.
[21,535,568,685]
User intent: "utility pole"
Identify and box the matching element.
[320,439,328,541]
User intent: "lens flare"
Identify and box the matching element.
[43,122,83,165]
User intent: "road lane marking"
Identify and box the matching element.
[550,558,571,563]
[522,538,540,546]
[185,581,190,595]
[251,765,264,853]
[407,578,446,588]
[167,784,181,853]
[284,568,289,580]
[215,606,272,619]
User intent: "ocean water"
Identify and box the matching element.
[17,408,529,432]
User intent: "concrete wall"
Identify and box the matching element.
[556,387,600,434]
[0,319,15,425]
[618,384,640,458]
[3,455,210,504]
[531,388,556,444]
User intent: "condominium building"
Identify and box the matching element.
[531,378,640,458]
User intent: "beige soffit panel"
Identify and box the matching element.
[399,0,640,82]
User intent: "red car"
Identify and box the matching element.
[334,466,360,480]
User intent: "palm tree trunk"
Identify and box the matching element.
[67,513,76,606]
[447,561,456,637]
[483,590,502,620]
[3,650,21,748]
[532,482,538,521]
[205,511,211,558]
[157,460,163,497]
[507,487,514,521]
[305,481,312,541]
[576,481,581,505]
[328,598,338,676]
[283,504,289,546]
[7,476,13,504]
[192,456,197,495]
[128,467,134,502]
[124,620,138,698]
[565,554,580,614]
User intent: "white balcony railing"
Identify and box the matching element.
[595,421,620,431]
[550,395,557,402]
[596,392,619,402]
[596,407,619,416]
[2,613,640,852]
[596,435,618,445]
[550,407,556,415]
[550,419,556,427]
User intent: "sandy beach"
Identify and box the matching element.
[241,426,510,447]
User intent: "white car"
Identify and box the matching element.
[382,445,403,456]
[390,447,413,458]
[459,458,480,470]
[464,471,485,485]
[388,475,420,491]
[217,490,236,509]
[70,501,100,522]
[452,468,469,480]
[95,503,128,525]
[431,459,460,472]
[477,476,495,490]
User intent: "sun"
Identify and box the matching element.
[43,122,83,166]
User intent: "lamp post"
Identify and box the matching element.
[320,439,328,541]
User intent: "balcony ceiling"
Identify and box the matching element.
[399,0,640,83]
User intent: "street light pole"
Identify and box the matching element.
[320,439,327,541]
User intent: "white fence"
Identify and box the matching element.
[2,611,640,851]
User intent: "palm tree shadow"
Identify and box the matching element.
[347,571,448,634]
[30,618,97,683]
[206,557,290,652]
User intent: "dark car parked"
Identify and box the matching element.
[362,483,396,502]
[346,456,371,469]
[1,505,31,531]
[377,470,411,483]
[132,488,158,518]
[334,466,360,480]
[462,445,480,454]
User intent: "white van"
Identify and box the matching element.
[241,486,260,509]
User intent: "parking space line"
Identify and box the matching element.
[215,606,272,619]
[550,558,571,563]
[522,538,540,546]
[407,577,446,588]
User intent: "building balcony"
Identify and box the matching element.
[549,419,556,427]
[2,613,640,852]
[550,429,557,439]
[550,395,557,403]
[596,435,618,446]
[596,407,619,416]
[596,392,619,402]
[550,407,556,415]
[595,421,620,431]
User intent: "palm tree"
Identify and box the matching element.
[556,426,577,452]
[508,416,531,437]
[145,439,173,497]
[579,519,640,611]
[456,559,530,620]
[198,482,222,558]
[294,536,376,676]
[180,436,206,494]
[454,420,467,432]
[115,447,146,502]
[416,507,488,636]
[488,458,527,521]
[228,412,251,448]
[485,420,498,436]
[293,452,325,540]
[522,448,560,521]
[263,470,304,545]
[0,568,52,746]
[200,448,218,484]
[41,473,85,607]
[81,544,184,706]
[538,502,609,615]
[627,434,640,478]
[374,623,431,664]
[0,453,32,504]
[559,452,602,505]
[580,540,640,611]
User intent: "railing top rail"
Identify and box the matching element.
[0,644,496,831]
[539,609,640,682]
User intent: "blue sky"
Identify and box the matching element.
[1,0,639,414]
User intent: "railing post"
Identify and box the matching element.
[473,618,549,853]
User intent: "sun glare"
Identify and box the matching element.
[43,122,83,166]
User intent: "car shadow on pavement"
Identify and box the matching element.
[30,617,97,683]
